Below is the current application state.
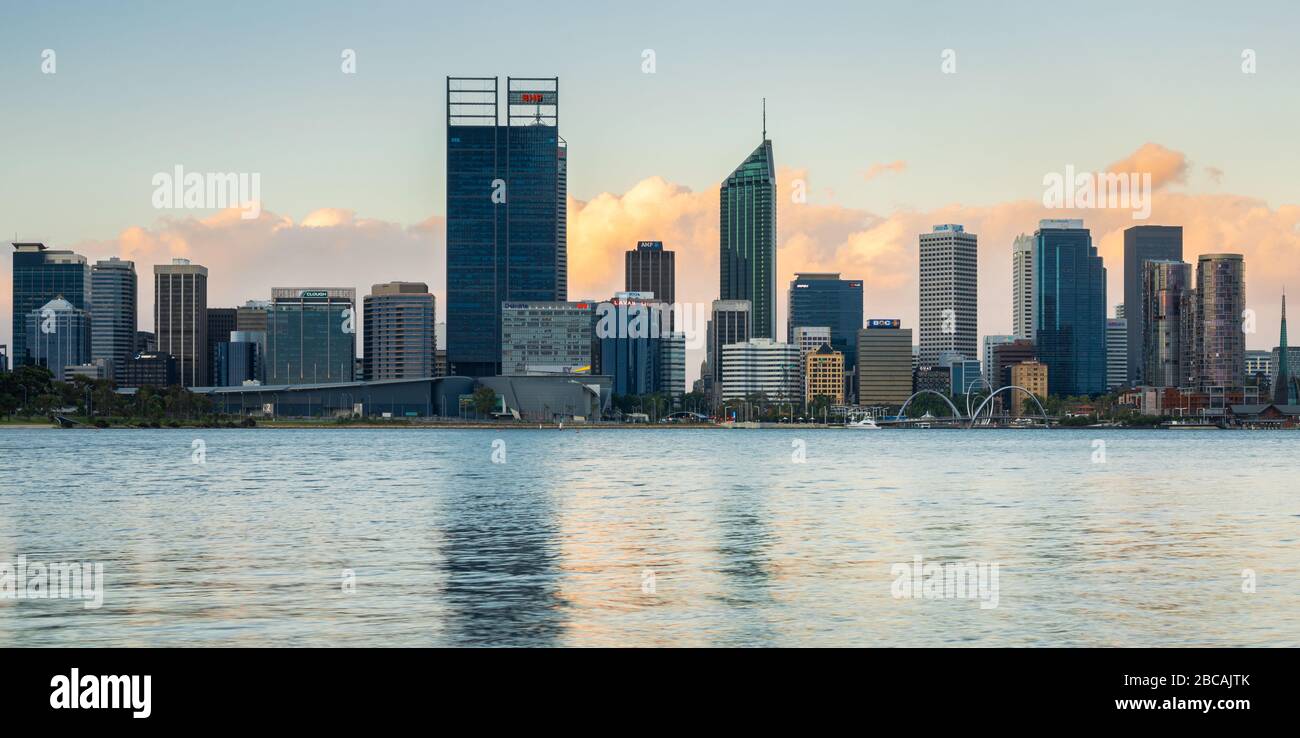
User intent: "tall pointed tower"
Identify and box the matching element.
[1275,291,1292,405]
[719,101,777,339]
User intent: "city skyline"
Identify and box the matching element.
[5,5,1300,385]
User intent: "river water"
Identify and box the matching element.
[0,427,1296,646]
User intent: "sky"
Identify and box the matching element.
[3,0,1299,380]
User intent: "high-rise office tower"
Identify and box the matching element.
[1179,289,1200,387]
[1195,253,1245,389]
[720,339,801,402]
[787,273,863,370]
[214,338,259,387]
[856,320,912,406]
[1141,259,1191,387]
[918,224,978,369]
[1124,225,1182,384]
[154,258,208,387]
[992,339,1038,389]
[708,299,752,387]
[720,123,777,339]
[659,331,686,400]
[1034,220,1106,396]
[1276,292,1293,404]
[983,335,1014,385]
[596,292,674,394]
[502,300,595,377]
[234,300,269,382]
[1106,317,1128,390]
[446,76,566,377]
[11,242,90,367]
[363,282,436,381]
[267,288,356,385]
[205,308,237,386]
[625,240,675,307]
[90,257,137,375]
[24,297,91,381]
[1012,234,1035,341]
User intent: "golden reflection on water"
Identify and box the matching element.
[0,428,1296,646]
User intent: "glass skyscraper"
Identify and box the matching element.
[720,138,777,339]
[267,288,357,385]
[787,273,863,370]
[11,242,90,367]
[25,297,91,381]
[1123,225,1182,384]
[1034,220,1107,396]
[446,76,566,377]
[91,257,137,375]
[625,241,675,309]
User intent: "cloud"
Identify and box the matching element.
[566,145,1299,383]
[863,160,908,182]
[1106,142,1188,190]
[0,208,444,356]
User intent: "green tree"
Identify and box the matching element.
[471,386,498,417]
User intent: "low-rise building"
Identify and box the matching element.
[721,338,801,401]
[1010,360,1048,418]
[805,344,844,404]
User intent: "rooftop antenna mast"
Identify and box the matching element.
[762,98,767,140]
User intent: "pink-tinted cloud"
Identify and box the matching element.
[5,144,1294,385]
[1106,142,1188,190]
[863,160,908,182]
[0,209,444,354]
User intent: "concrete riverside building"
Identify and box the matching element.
[363,282,436,381]
[720,338,800,401]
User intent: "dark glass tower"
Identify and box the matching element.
[625,241,675,304]
[205,307,237,386]
[1123,225,1182,384]
[787,273,863,370]
[1035,220,1107,396]
[720,134,777,339]
[11,242,90,367]
[446,76,566,377]
[91,257,138,374]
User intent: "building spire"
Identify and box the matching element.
[1275,288,1291,405]
[762,98,766,141]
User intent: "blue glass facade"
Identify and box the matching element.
[11,243,90,366]
[215,341,259,386]
[267,289,357,385]
[1035,226,1107,396]
[446,77,566,377]
[787,274,863,370]
[91,257,137,373]
[721,140,777,339]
